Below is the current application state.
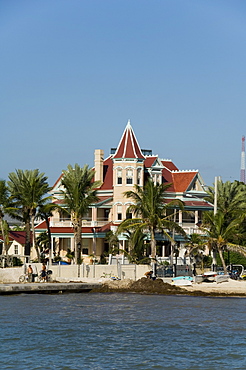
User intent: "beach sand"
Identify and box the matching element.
[182,279,246,296]
[92,277,246,297]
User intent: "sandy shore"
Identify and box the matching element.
[91,277,246,297]
[182,279,246,296]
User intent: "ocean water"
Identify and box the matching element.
[0,292,246,370]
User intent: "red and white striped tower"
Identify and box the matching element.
[240,136,245,183]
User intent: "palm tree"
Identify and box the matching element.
[185,233,207,272]
[105,230,119,250]
[206,180,246,225]
[205,179,246,260]
[8,169,51,261]
[36,231,49,262]
[124,228,148,263]
[37,202,63,260]
[201,211,244,274]
[185,233,206,257]
[61,164,101,263]
[0,180,10,254]
[117,179,186,258]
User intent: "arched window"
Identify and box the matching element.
[126,169,133,184]
[117,169,122,185]
[137,168,141,185]
[117,205,122,220]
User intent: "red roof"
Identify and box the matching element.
[113,121,145,159]
[172,172,197,192]
[96,196,112,204]
[35,225,109,234]
[144,156,158,167]
[184,200,213,208]
[9,231,27,245]
[161,160,179,171]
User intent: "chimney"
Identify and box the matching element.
[94,149,104,182]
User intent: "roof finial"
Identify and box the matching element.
[127,119,131,128]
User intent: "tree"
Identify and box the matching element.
[37,202,62,260]
[0,180,12,254]
[185,233,206,258]
[105,230,119,250]
[206,180,246,225]
[117,179,186,258]
[204,179,246,261]
[185,233,207,272]
[36,231,49,262]
[201,211,245,274]
[61,164,101,263]
[8,169,51,261]
[123,228,149,263]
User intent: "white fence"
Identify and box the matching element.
[0,263,151,283]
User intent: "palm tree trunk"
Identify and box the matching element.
[150,228,156,258]
[25,220,31,259]
[31,214,40,262]
[44,215,52,264]
[218,247,227,274]
[0,215,7,255]
[73,216,82,264]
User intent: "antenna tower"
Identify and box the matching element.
[240,135,245,183]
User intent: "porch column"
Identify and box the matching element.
[179,210,182,226]
[195,210,199,224]
[162,244,165,257]
[92,228,96,255]
[92,207,97,225]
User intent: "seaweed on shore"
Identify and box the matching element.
[90,277,246,297]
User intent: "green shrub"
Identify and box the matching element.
[13,257,23,266]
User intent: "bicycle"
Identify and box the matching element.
[38,269,53,282]
[100,272,112,278]
[19,273,29,283]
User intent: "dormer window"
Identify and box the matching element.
[117,169,122,185]
[126,169,133,184]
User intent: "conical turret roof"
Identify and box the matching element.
[113,120,145,159]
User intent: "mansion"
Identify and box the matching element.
[34,120,213,262]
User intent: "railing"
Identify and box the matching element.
[182,227,204,235]
[50,219,73,227]
[49,218,109,228]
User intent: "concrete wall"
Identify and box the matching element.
[0,263,151,283]
[0,267,25,283]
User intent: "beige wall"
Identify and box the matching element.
[112,160,144,222]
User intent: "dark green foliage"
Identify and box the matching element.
[13,257,23,266]
[216,251,246,267]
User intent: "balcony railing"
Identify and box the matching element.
[182,227,204,235]
[49,218,109,228]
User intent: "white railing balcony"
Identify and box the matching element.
[50,218,72,227]
[50,218,109,228]
[183,226,204,235]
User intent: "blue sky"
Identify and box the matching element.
[1,0,246,187]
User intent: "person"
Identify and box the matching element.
[144,270,153,279]
[41,263,47,282]
[27,265,33,283]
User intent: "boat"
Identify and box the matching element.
[172,276,193,286]
[202,271,217,282]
